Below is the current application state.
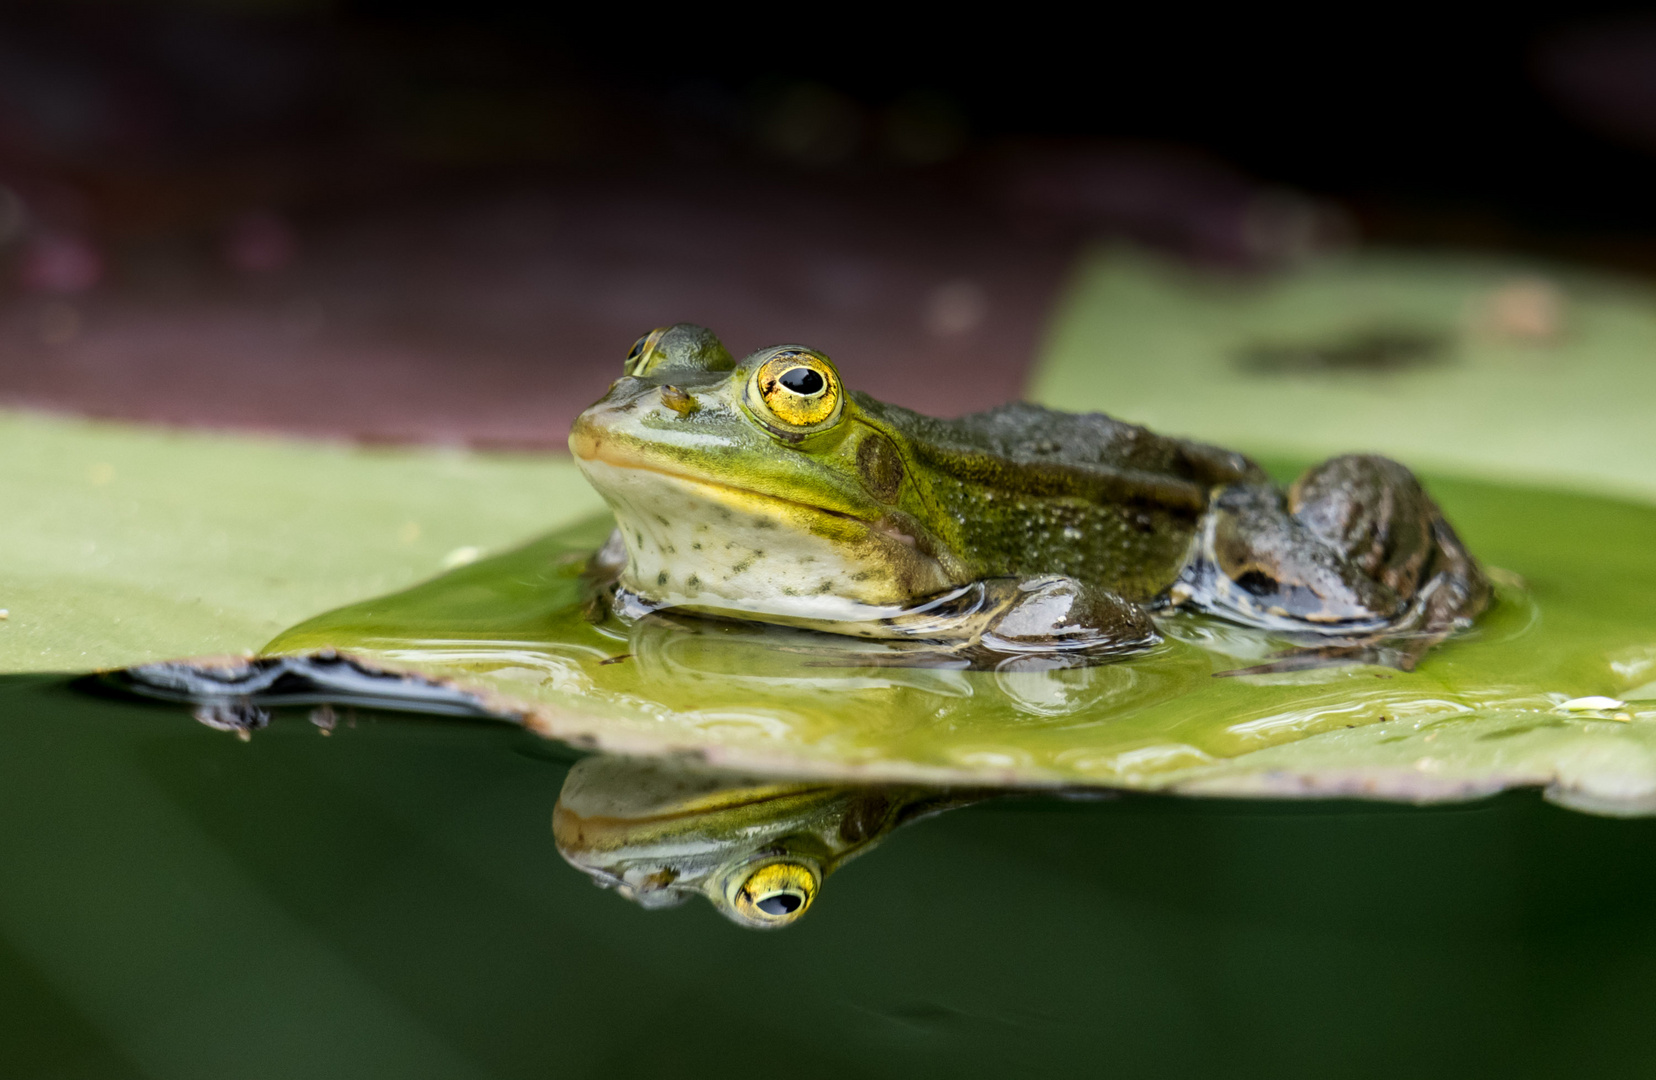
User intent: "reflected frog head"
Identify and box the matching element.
[552,755,975,929]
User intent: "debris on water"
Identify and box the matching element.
[193,701,270,738]
[101,654,504,722]
[310,704,338,734]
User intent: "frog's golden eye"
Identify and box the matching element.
[728,860,817,928]
[748,350,842,431]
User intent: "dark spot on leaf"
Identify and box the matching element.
[1235,327,1449,375]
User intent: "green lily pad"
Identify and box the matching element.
[1035,248,1656,502]
[0,411,604,673]
[251,472,1656,812]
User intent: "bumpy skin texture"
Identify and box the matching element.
[860,397,1263,603]
[570,325,1490,666]
[1176,455,1490,669]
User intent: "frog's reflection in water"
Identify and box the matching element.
[553,755,1002,929]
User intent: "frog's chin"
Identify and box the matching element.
[574,457,959,621]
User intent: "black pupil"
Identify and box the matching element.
[756,892,803,916]
[778,367,824,396]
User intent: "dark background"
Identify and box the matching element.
[3,1,1655,442]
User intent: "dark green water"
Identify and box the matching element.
[8,675,1656,1078]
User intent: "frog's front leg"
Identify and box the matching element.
[978,576,1159,658]
[1175,454,1490,670]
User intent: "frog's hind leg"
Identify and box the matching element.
[1178,454,1491,671]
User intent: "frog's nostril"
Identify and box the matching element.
[1234,569,1279,596]
[660,385,697,417]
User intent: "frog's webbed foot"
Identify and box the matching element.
[793,577,1159,670]
[973,576,1159,663]
[1175,454,1491,670]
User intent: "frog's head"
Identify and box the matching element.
[570,325,962,625]
[552,756,926,929]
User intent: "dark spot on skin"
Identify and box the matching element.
[691,542,702,550]
[816,581,835,593]
[655,515,670,527]
[838,794,896,843]
[732,558,754,573]
[852,571,873,581]
[687,574,700,588]
[857,432,906,503]
[656,571,668,586]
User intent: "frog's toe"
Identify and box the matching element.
[980,576,1158,657]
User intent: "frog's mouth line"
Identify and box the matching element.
[573,436,878,530]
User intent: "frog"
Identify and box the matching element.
[569,324,1490,669]
[554,754,986,929]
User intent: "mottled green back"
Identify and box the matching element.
[857,396,1264,600]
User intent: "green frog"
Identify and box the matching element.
[570,324,1489,669]
[553,755,985,929]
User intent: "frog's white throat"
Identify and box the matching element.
[576,458,957,627]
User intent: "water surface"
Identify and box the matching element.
[7,677,1656,1078]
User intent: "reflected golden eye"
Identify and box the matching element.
[624,327,670,376]
[730,860,818,927]
[749,350,842,430]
